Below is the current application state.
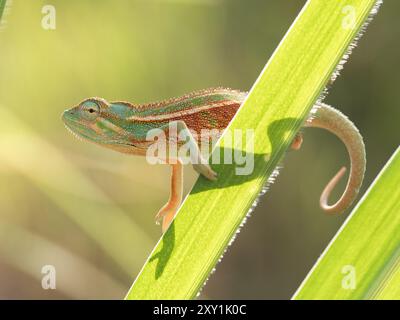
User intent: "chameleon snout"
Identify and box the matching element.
[61,108,76,122]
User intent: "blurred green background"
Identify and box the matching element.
[0,0,398,299]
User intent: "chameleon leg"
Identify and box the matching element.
[155,161,183,233]
[173,120,217,181]
[153,121,217,233]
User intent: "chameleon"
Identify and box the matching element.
[62,88,366,233]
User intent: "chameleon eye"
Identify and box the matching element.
[81,102,100,120]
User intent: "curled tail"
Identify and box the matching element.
[305,103,366,214]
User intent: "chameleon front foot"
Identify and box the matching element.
[155,162,183,233]
[155,205,178,233]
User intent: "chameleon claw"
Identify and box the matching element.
[156,207,178,233]
[209,170,218,181]
[154,206,170,224]
[155,203,167,221]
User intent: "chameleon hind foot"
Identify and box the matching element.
[291,133,303,150]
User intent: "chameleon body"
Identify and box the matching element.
[62,88,366,232]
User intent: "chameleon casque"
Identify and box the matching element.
[62,88,366,232]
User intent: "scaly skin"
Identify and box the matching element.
[62,88,366,232]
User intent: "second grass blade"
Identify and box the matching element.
[294,147,400,300]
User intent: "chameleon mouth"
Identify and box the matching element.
[62,110,141,148]
[62,110,99,142]
[63,121,139,148]
[63,123,86,142]
[62,112,96,142]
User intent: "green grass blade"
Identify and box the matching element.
[126,0,380,300]
[294,147,400,300]
[0,0,9,28]
[0,0,6,20]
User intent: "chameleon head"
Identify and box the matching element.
[62,97,115,144]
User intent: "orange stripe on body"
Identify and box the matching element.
[126,100,240,123]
